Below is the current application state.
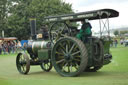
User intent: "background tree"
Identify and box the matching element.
[0,0,12,36]
[120,30,128,35]
[7,0,73,40]
[114,30,119,37]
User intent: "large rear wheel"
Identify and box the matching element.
[52,37,88,77]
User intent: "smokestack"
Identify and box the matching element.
[30,18,36,40]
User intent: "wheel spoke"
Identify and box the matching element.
[70,62,73,72]
[52,34,56,40]
[21,55,24,61]
[67,40,71,49]
[74,45,78,50]
[74,63,79,70]
[66,62,74,72]
[46,64,48,69]
[55,35,60,41]
[66,44,68,53]
[59,43,66,53]
[74,56,80,58]
[57,56,65,59]
[63,63,68,70]
[22,65,25,72]
[19,58,22,62]
[60,49,66,54]
[71,51,80,56]
[44,64,47,69]
[68,63,70,72]
[73,59,80,62]
[59,27,65,34]
[69,44,75,53]
[47,63,50,67]
[51,32,58,35]
[61,61,66,66]
[56,59,65,64]
[56,51,64,55]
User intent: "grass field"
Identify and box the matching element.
[0,45,128,85]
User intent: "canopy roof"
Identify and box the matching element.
[0,37,17,41]
[44,9,119,22]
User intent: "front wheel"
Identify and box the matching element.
[16,53,30,74]
[51,37,88,77]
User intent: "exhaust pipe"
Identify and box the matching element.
[30,18,36,40]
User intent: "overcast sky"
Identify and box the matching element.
[64,0,128,32]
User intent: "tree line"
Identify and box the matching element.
[0,0,73,40]
[114,30,128,36]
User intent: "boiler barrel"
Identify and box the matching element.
[27,40,51,53]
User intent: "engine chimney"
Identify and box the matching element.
[30,18,36,40]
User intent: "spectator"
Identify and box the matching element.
[120,39,124,45]
[15,42,18,53]
[10,41,15,53]
[124,39,128,47]
[2,41,7,54]
[0,43,2,54]
[114,39,118,48]
[7,41,11,54]
[16,41,22,52]
[0,40,17,54]
[23,42,27,52]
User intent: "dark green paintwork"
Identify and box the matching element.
[103,40,111,54]
[38,49,49,60]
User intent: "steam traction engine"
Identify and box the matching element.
[16,9,119,77]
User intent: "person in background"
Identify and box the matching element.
[0,43,2,54]
[114,39,118,48]
[23,42,27,52]
[15,42,18,53]
[120,39,124,45]
[124,38,128,47]
[2,41,7,54]
[10,41,15,53]
[7,41,11,54]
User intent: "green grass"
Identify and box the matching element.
[0,45,128,85]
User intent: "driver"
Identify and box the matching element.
[38,25,48,40]
[76,19,92,42]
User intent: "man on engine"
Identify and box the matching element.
[76,19,92,42]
